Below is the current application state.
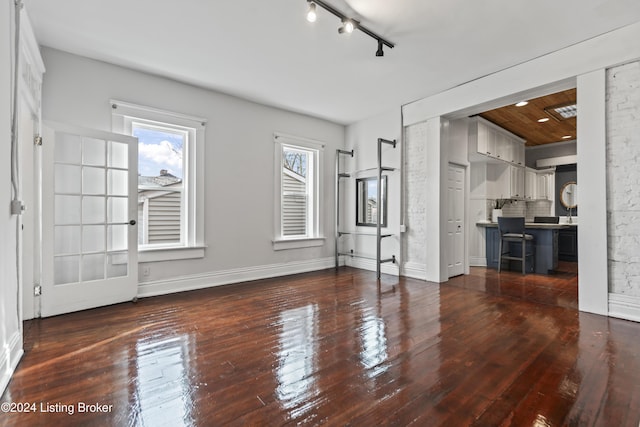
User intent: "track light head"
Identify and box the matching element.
[306,2,317,22]
[375,40,384,57]
[338,19,354,34]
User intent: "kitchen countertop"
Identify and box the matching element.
[476,221,574,229]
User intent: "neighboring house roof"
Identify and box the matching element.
[138,170,182,188]
[283,166,305,183]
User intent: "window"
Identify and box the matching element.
[273,133,324,250]
[111,100,206,261]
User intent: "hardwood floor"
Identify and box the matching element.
[447,261,579,310]
[2,266,639,426]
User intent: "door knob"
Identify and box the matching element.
[129,220,136,225]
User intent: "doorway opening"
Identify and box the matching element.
[447,86,579,309]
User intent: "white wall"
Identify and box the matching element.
[343,109,401,275]
[401,21,640,316]
[40,48,345,296]
[402,120,429,279]
[1,1,23,394]
[606,60,640,320]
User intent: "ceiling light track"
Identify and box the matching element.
[306,0,394,57]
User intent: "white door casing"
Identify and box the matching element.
[41,122,138,317]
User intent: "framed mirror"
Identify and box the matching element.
[560,181,578,209]
[356,176,387,227]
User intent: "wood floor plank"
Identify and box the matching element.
[2,265,639,426]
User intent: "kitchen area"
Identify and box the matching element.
[467,89,578,274]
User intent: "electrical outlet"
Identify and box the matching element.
[11,200,25,215]
[142,267,151,277]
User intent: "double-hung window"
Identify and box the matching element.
[111,100,206,261]
[273,133,325,250]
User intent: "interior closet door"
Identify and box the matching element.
[41,122,138,317]
[447,163,465,278]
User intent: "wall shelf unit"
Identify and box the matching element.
[335,138,397,279]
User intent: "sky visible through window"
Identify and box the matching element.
[133,125,184,179]
[283,148,307,178]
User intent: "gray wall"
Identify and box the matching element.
[525,140,576,169]
[41,47,345,284]
[555,164,578,217]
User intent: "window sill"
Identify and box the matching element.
[139,245,206,263]
[272,237,325,251]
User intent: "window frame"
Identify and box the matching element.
[273,132,325,251]
[111,100,206,262]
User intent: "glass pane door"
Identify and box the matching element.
[41,123,138,317]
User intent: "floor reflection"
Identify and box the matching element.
[276,304,318,415]
[358,313,388,379]
[130,334,195,427]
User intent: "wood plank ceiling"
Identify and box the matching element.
[480,88,577,146]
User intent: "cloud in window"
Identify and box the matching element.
[139,140,183,177]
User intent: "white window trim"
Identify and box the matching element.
[111,99,206,262]
[273,132,325,251]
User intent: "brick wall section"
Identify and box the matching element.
[606,60,640,296]
[403,122,428,266]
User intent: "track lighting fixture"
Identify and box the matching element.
[305,0,394,57]
[306,2,317,22]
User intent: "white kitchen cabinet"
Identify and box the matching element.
[524,168,555,200]
[525,167,537,200]
[536,174,548,200]
[468,117,526,165]
[486,163,524,199]
[510,165,525,199]
[535,169,555,200]
[512,143,525,166]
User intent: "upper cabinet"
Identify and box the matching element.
[469,116,525,166]
[524,167,555,200]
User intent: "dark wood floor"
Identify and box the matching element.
[448,261,579,310]
[2,266,639,426]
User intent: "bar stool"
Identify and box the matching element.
[498,217,534,274]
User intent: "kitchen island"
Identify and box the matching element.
[477,222,572,274]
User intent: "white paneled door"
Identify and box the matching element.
[447,164,465,278]
[41,123,138,317]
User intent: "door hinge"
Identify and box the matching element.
[34,285,42,296]
[34,135,43,146]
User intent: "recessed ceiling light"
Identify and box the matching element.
[538,118,549,123]
[562,135,572,139]
[515,101,529,107]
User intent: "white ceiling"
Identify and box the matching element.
[23,0,640,125]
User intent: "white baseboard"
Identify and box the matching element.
[344,256,399,276]
[470,256,487,267]
[608,293,640,323]
[138,257,336,298]
[402,262,427,281]
[0,331,23,395]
